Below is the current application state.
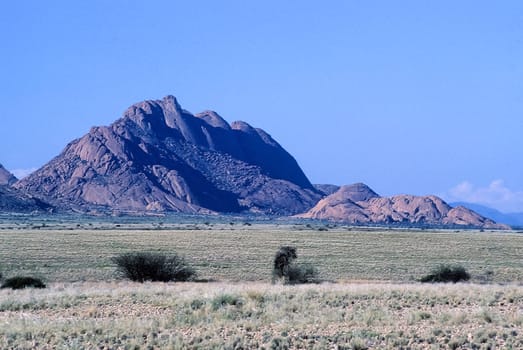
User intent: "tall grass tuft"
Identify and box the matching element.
[111,252,195,282]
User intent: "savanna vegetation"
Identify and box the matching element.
[0,218,522,348]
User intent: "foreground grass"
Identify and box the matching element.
[0,225,522,283]
[0,282,522,349]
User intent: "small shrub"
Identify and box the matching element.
[212,294,243,310]
[420,264,470,283]
[190,299,206,310]
[286,263,320,284]
[111,252,195,282]
[1,276,46,290]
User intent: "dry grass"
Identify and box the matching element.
[0,282,522,349]
[1,222,522,348]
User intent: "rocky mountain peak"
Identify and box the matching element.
[195,111,231,130]
[336,183,380,203]
[16,95,319,214]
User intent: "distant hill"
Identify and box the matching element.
[0,163,17,186]
[298,183,510,229]
[16,95,321,215]
[450,202,523,227]
[314,184,340,196]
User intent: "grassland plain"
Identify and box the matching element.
[0,223,522,283]
[0,222,522,348]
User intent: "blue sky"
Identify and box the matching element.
[0,1,522,212]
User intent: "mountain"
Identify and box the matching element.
[450,202,523,227]
[298,183,510,229]
[15,95,321,214]
[0,164,17,186]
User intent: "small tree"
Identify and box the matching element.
[273,246,297,281]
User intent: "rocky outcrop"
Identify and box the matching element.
[0,164,17,186]
[298,183,509,229]
[16,95,321,214]
[0,185,52,213]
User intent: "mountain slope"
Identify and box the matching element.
[0,164,17,186]
[16,95,321,214]
[0,185,52,213]
[298,183,509,229]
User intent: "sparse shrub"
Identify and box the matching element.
[420,264,470,283]
[111,252,195,282]
[212,294,243,310]
[272,246,319,284]
[190,299,206,310]
[1,276,46,289]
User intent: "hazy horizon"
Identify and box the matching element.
[1,1,521,212]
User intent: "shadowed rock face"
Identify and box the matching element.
[0,164,17,186]
[0,185,52,213]
[0,164,51,212]
[16,95,320,214]
[298,183,510,229]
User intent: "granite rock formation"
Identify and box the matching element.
[298,183,509,229]
[16,96,321,214]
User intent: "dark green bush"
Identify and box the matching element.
[1,276,46,290]
[286,263,320,284]
[272,246,319,284]
[111,252,195,282]
[420,264,470,283]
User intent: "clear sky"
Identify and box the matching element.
[1,1,522,212]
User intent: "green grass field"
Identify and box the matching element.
[0,224,522,283]
[1,222,522,348]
